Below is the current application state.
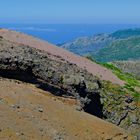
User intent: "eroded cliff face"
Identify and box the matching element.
[0,37,139,137]
[100,82,140,136]
[0,38,101,114]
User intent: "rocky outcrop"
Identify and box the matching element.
[0,38,101,114]
[0,28,125,85]
[0,35,139,137]
[0,78,133,140]
[100,82,140,136]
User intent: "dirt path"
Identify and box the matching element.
[0,78,132,140]
[0,29,124,85]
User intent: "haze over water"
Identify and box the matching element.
[0,23,140,44]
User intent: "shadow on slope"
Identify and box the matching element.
[0,68,104,118]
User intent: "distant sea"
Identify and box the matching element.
[0,23,140,44]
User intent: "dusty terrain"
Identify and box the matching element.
[0,29,124,85]
[0,29,139,137]
[0,78,132,140]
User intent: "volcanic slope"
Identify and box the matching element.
[0,28,124,85]
[0,78,132,140]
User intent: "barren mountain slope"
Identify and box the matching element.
[0,33,139,136]
[0,28,124,85]
[0,78,132,140]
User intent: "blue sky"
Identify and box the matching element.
[0,0,140,24]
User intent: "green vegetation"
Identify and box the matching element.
[101,63,140,101]
[60,28,140,63]
[111,29,140,39]
[112,61,140,80]
[101,63,140,86]
[85,55,97,62]
[86,56,140,102]
[101,80,126,95]
[93,36,140,62]
[94,36,140,62]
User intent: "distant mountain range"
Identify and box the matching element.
[59,34,114,55]
[95,36,140,62]
[59,29,140,62]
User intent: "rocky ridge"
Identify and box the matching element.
[0,38,101,110]
[0,36,139,137]
[0,28,124,85]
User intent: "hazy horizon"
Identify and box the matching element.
[1,0,140,43]
[1,0,140,24]
[1,23,140,44]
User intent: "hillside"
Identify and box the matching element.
[94,36,140,62]
[0,29,140,138]
[0,28,124,85]
[113,60,140,79]
[0,78,132,140]
[59,34,113,55]
[111,28,140,39]
[59,28,140,61]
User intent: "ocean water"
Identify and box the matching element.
[0,23,140,44]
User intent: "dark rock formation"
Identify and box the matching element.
[0,38,101,116]
[0,38,139,136]
[100,84,140,136]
